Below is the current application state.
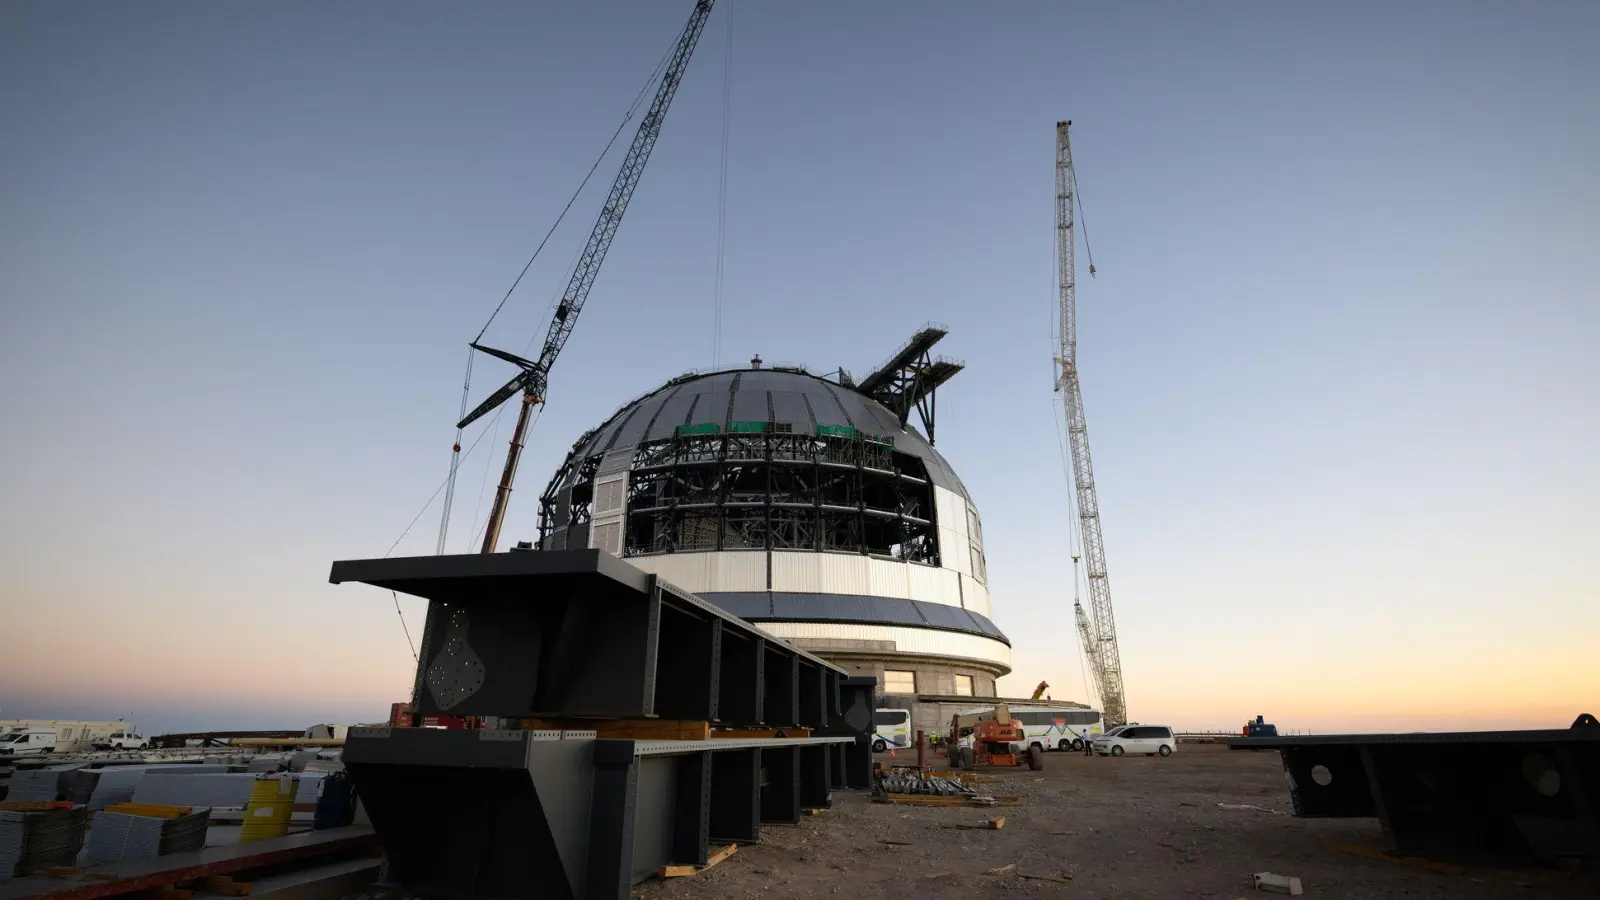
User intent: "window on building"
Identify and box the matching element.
[882,670,916,695]
[954,675,974,696]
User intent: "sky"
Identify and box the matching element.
[1,1,1595,736]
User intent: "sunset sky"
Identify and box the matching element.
[2,1,1595,735]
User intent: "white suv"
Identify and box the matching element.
[1093,725,1175,757]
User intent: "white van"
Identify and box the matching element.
[1010,707,1105,752]
[0,729,58,756]
[1093,724,1176,757]
[871,708,911,753]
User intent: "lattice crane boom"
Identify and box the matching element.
[460,0,717,554]
[1055,120,1127,726]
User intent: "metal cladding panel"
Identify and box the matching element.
[597,448,634,477]
[866,557,912,600]
[627,553,711,591]
[959,575,991,618]
[770,593,927,627]
[815,553,872,595]
[938,528,970,577]
[757,623,1012,670]
[698,591,1009,646]
[769,391,815,429]
[770,551,823,593]
[730,385,770,422]
[907,563,961,608]
[700,591,772,619]
[918,603,978,632]
[934,488,968,543]
[708,551,767,592]
[644,392,699,441]
[933,488,970,576]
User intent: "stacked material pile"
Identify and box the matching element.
[0,803,88,882]
[874,770,977,797]
[84,804,210,865]
[65,765,228,811]
[3,771,64,803]
[59,770,100,806]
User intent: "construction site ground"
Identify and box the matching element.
[633,744,1599,900]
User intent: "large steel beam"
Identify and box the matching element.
[344,728,853,899]
[1233,725,1600,860]
[328,551,845,723]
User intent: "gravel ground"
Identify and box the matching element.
[636,744,1598,900]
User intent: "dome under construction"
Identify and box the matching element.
[535,328,1008,733]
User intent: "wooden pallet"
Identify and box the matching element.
[656,844,736,878]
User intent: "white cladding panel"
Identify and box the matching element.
[589,520,622,556]
[816,552,872,594]
[755,622,1012,670]
[626,554,710,590]
[906,563,962,608]
[866,557,911,600]
[939,527,971,577]
[959,574,991,618]
[708,551,767,592]
[933,487,971,576]
[770,551,822,593]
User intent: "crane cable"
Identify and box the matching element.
[432,34,683,559]
[712,0,734,367]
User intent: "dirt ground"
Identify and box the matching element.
[636,744,1598,900]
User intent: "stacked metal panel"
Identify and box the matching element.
[3,771,64,803]
[84,809,210,866]
[59,770,100,806]
[0,806,88,882]
[78,765,225,810]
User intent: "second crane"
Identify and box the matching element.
[1054,120,1127,727]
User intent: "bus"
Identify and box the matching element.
[871,708,911,753]
[1013,707,1105,751]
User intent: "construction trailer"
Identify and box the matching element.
[330,549,875,900]
[0,720,128,753]
[1233,718,1600,861]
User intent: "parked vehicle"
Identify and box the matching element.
[0,729,58,756]
[1009,706,1105,752]
[1093,724,1175,757]
[871,708,911,753]
[105,730,148,750]
[1242,715,1278,737]
[946,704,1043,771]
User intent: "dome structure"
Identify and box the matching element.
[536,345,1008,727]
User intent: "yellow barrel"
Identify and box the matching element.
[239,775,298,842]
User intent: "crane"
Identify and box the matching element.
[1055,120,1127,726]
[457,0,717,554]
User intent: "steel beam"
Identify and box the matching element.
[328,551,845,722]
[343,729,850,899]
[1233,725,1600,860]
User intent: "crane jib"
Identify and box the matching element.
[457,0,718,554]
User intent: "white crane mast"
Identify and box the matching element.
[1055,120,1127,726]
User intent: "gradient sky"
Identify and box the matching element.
[2,1,1595,736]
